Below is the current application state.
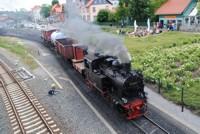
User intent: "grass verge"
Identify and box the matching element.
[0,36,38,70]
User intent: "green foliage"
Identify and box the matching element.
[108,11,117,22]
[117,0,151,21]
[197,2,200,15]
[40,4,52,18]
[149,0,167,20]
[150,0,167,10]
[96,0,167,23]
[128,0,151,21]
[115,5,129,23]
[125,32,200,114]
[115,0,167,22]
[52,0,59,6]
[97,10,111,22]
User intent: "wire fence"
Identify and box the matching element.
[95,21,155,27]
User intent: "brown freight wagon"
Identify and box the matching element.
[41,28,57,43]
[72,45,87,62]
[55,38,76,60]
[72,45,87,74]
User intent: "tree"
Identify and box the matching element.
[115,5,129,23]
[116,0,166,22]
[197,2,200,15]
[52,0,59,6]
[149,0,167,21]
[40,4,52,18]
[117,0,150,24]
[97,10,110,22]
[128,0,151,22]
[108,12,117,22]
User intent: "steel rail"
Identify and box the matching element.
[131,115,170,134]
[0,79,25,134]
[143,115,170,134]
[0,62,54,134]
[131,120,147,134]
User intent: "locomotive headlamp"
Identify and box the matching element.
[136,106,140,110]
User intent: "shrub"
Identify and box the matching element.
[97,10,110,23]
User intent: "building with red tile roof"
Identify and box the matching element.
[80,0,118,22]
[31,5,42,22]
[51,3,65,22]
[156,0,192,15]
[155,0,198,27]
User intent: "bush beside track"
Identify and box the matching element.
[0,36,38,70]
[125,32,200,115]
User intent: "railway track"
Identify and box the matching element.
[131,115,170,134]
[0,61,62,134]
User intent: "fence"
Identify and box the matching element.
[137,68,185,111]
[179,16,200,32]
[95,21,155,27]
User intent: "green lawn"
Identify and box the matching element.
[125,32,200,54]
[101,25,134,34]
[124,32,200,114]
[0,37,38,70]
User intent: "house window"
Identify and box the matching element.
[93,7,96,13]
[177,20,182,25]
[197,16,200,24]
[185,18,189,24]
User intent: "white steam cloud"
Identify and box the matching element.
[58,0,131,63]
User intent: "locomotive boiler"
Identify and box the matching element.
[84,53,147,119]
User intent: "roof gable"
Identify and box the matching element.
[155,0,192,15]
[86,0,112,8]
[52,4,64,13]
[31,5,41,11]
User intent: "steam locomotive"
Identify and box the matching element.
[41,28,147,120]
